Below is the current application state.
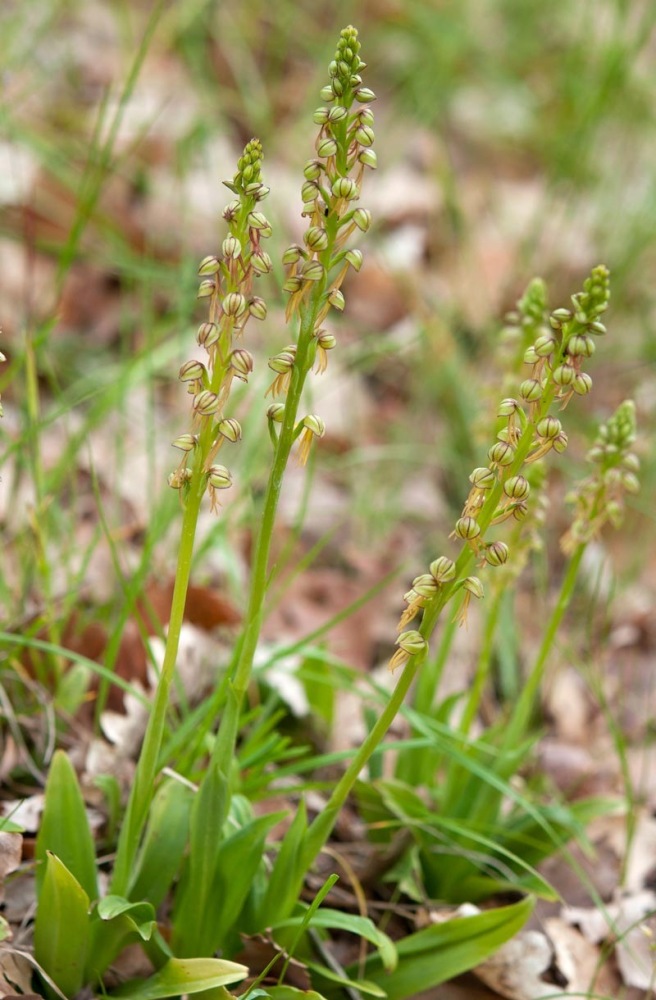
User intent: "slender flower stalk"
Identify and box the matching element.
[111,140,271,896]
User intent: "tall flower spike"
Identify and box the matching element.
[562,399,640,553]
[169,139,270,508]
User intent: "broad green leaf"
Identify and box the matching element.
[86,896,157,981]
[260,988,328,1000]
[129,778,194,907]
[36,749,98,900]
[274,909,397,973]
[256,800,307,927]
[109,957,248,999]
[33,852,90,998]
[354,896,533,1000]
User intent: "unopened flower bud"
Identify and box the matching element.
[498,398,520,417]
[268,350,296,374]
[222,293,247,317]
[303,414,325,438]
[429,556,457,583]
[358,148,378,169]
[197,322,219,348]
[412,574,439,598]
[304,160,323,181]
[198,255,221,276]
[319,84,335,101]
[217,418,242,443]
[208,465,232,489]
[328,288,345,311]
[345,249,363,271]
[283,275,303,294]
[230,348,254,379]
[283,244,306,265]
[533,334,557,357]
[485,541,509,567]
[197,279,215,299]
[469,467,496,489]
[567,334,595,358]
[463,576,484,599]
[588,320,606,336]
[551,308,573,325]
[552,432,569,454]
[301,180,320,204]
[312,107,331,125]
[488,441,515,466]
[354,87,376,103]
[352,208,372,232]
[317,137,338,158]
[503,475,530,500]
[536,416,562,440]
[301,260,325,281]
[316,330,337,351]
[332,177,359,200]
[222,237,242,259]
[621,471,640,494]
[572,372,593,395]
[396,630,427,656]
[179,360,206,382]
[455,516,481,540]
[247,212,272,236]
[523,346,539,364]
[519,378,544,402]
[355,124,375,147]
[193,390,221,415]
[251,250,273,274]
[552,364,576,386]
[172,434,197,452]
[304,226,329,252]
[248,296,267,320]
[267,403,285,422]
[328,105,348,123]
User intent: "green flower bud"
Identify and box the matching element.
[552,364,576,386]
[268,350,296,374]
[429,556,457,583]
[193,390,221,416]
[217,418,242,443]
[313,107,331,125]
[222,237,242,259]
[208,465,232,489]
[621,471,640,494]
[304,226,329,252]
[247,212,272,236]
[328,105,348,123]
[511,502,528,521]
[301,260,326,281]
[317,137,338,158]
[355,124,375,147]
[198,255,221,276]
[534,334,557,357]
[283,275,303,294]
[503,475,530,500]
[223,199,240,222]
[316,330,337,351]
[588,320,606,336]
[553,432,569,453]
[251,250,273,274]
[567,334,595,357]
[396,630,427,656]
[345,249,363,271]
[304,159,323,181]
[302,180,320,203]
[267,403,285,422]
[303,414,325,438]
[572,372,593,395]
[328,288,345,310]
[172,434,197,452]
[358,148,378,169]
[622,453,640,473]
[197,279,215,299]
[197,322,219,348]
[412,573,439,598]
[469,467,496,489]
[536,416,562,439]
[519,378,544,402]
[283,244,306,265]
[332,177,359,200]
[485,541,509,567]
[354,86,376,103]
[455,516,481,540]
[352,208,372,232]
[248,296,267,321]
[498,398,520,417]
[463,576,484,599]
[222,293,247,317]
[230,348,254,379]
[550,308,573,325]
[488,441,515,466]
[523,346,539,364]
[319,85,335,102]
[179,359,206,382]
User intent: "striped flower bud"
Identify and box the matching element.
[301,260,326,282]
[193,390,221,416]
[317,137,338,158]
[328,288,345,310]
[498,398,520,417]
[304,226,329,252]
[172,434,197,452]
[208,465,232,489]
[519,378,544,402]
[179,360,206,382]
[552,364,576,386]
[230,348,254,379]
[355,124,375,147]
[345,249,363,271]
[352,208,372,232]
[197,322,219,349]
[572,372,593,395]
[488,441,516,466]
[358,148,378,169]
[429,556,456,583]
[332,177,359,200]
[266,403,285,422]
[248,296,267,320]
[198,255,221,276]
[455,516,481,540]
[469,467,496,489]
[222,293,247,317]
[412,574,439,598]
[484,541,509,567]
[222,237,242,259]
[217,418,242,443]
[503,476,530,500]
[197,279,215,299]
[251,250,273,274]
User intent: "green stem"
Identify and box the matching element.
[111,469,205,896]
[503,542,585,749]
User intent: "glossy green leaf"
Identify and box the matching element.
[256,799,307,927]
[86,896,157,982]
[109,957,248,998]
[33,852,90,998]
[274,908,397,973]
[129,778,194,907]
[36,749,98,900]
[354,896,534,999]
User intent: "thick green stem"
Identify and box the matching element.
[111,470,205,896]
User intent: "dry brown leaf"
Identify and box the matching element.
[0,949,34,996]
[0,835,22,909]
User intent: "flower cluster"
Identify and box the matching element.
[170,139,271,511]
[265,26,375,465]
[562,399,640,553]
[390,266,611,671]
